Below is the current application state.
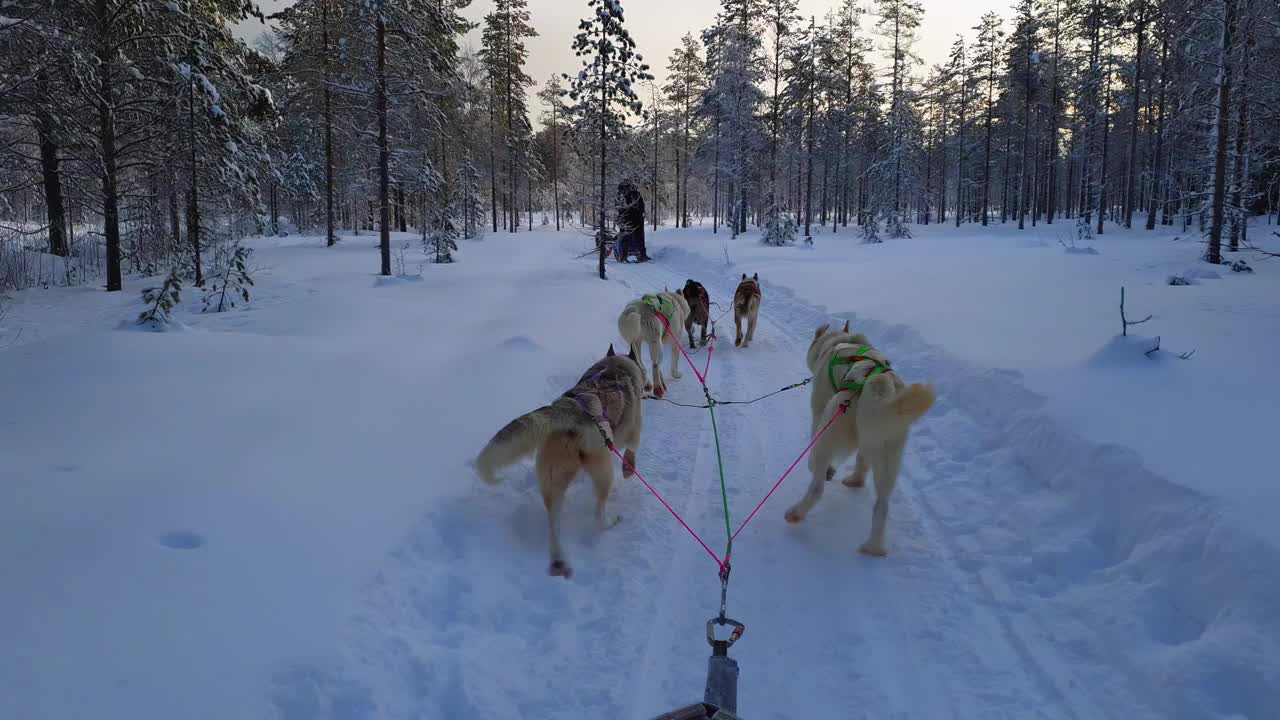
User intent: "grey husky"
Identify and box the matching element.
[474,345,646,578]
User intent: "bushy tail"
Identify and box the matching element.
[617,305,642,344]
[887,383,936,426]
[475,402,582,484]
[858,377,937,436]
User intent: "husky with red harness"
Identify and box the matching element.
[732,274,761,348]
[617,289,691,398]
[784,323,937,557]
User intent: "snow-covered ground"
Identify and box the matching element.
[2,219,1277,719]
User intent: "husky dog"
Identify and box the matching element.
[733,273,761,348]
[681,279,711,350]
[617,289,691,398]
[474,345,646,578]
[784,325,937,557]
[806,319,870,484]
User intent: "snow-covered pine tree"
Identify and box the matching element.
[874,0,925,237]
[564,0,653,280]
[702,0,766,238]
[972,11,1004,227]
[273,0,346,247]
[137,268,184,328]
[537,75,567,231]
[202,245,254,312]
[781,15,819,238]
[663,34,706,229]
[480,0,537,234]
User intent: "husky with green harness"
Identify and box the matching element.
[784,321,937,558]
[617,290,691,399]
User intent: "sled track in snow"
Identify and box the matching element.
[269,242,1280,720]
[627,242,1280,720]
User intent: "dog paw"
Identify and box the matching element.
[643,383,653,393]
[672,370,683,379]
[784,507,806,524]
[654,385,666,399]
[842,475,866,488]
[549,560,573,578]
[734,338,742,347]
[858,542,887,557]
[602,514,622,529]
[825,466,835,482]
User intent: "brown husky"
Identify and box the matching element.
[682,279,711,350]
[733,273,761,348]
[474,345,646,578]
[784,324,937,557]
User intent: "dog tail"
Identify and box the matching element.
[858,376,937,434]
[475,400,585,484]
[617,304,642,344]
[888,383,936,425]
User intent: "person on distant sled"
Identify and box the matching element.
[615,181,650,263]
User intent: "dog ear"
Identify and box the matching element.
[741,273,746,280]
[814,323,830,339]
[628,345,639,363]
[842,319,850,333]
[607,343,616,357]
[753,273,758,281]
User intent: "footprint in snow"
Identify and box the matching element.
[159,531,204,550]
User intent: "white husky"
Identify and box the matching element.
[616,289,691,398]
[784,324,937,557]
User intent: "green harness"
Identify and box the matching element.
[827,344,893,394]
[641,294,677,319]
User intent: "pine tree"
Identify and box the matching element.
[874,0,925,235]
[973,11,1004,226]
[702,0,766,237]
[782,16,819,238]
[663,34,705,229]
[564,0,653,280]
[480,0,537,234]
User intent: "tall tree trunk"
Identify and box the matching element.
[552,104,560,231]
[804,67,815,238]
[169,173,181,251]
[95,0,122,291]
[712,116,721,234]
[1229,5,1252,252]
[322,0,336,246]
[1206,0,1236,264]
[939,101,948,224]
[489,84,498,233]
[1001,119,1012,223]
[1046,0,1061,223]
[1095,50,1113,236]
[188,47,204,288]
[981,55,995,226]
[35,109,68,257]
[1123,4,1147,228]
[1018,12,1032,230]
[653,104,659,231]
[956,52,967,227]
[598,68,609,280]
[376,11,391,276]
[1146,26,1168,231]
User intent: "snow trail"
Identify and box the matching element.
[266,235,1280,720]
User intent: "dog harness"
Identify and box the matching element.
[641,294,677,319]
[827,344,893,394]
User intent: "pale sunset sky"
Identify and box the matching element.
[241,0,1009,88]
